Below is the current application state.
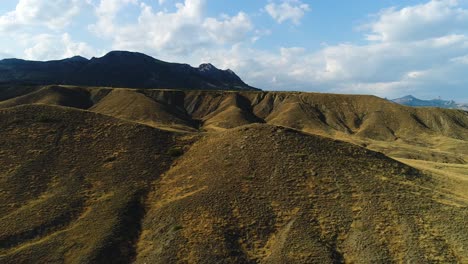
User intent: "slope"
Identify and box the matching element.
[136,124,468,263]
[0,86,94,109]
[2,86,466,164]
[0,104,193,263]
[90,89,197,132]
[0,101,466,263]
[146,89,468,163]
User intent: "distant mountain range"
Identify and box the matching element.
[392,95,468,110]
[0,51,258,91]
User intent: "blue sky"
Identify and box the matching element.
[1,0,468,102]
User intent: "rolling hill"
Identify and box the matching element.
[0,86,467,263]
[1,85,466,163]
[0,51,258,91]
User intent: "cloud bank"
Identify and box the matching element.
[0,0,467,101]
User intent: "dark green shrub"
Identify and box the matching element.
[171,225,183,231]
[167,147,184,157]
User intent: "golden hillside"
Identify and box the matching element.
[0,86,467,263]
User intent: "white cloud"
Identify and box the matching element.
[365,0,468,42]
[332,81,409,98]
[0,0,96,61]
[1,0,468,101]
[265,0,310,25]
[198,24,468,99]
[23,33,96,60]
[94,0,139,23]
[0,0,86,32]
[450,54,468,64]
[203,12,253,44]
[406,70,427,79]
[90,0,254,56]
[194,0,466,101]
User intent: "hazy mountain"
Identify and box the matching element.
[0,51,258,91]
[392,95,468,110]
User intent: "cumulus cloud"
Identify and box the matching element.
[1,0,468,101]
[0,0,85,32]
[206,39,457,97]
[198,1,468,101]
[203,12,253,44]
[23,33,96,60]
[265,0,310,25]
[90,0,254,56]
[365,0,468,42]
[323,0,468,100]
[0,0,95,61]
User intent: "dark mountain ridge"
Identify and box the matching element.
[0,51,258,91]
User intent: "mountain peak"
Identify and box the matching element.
[198,63,218,72]
[395,95,418,101]
[0,50,258,91]
[392,95,467,110]
[104,50,143,56]
[95,51,155,61]
[67,56,88,62]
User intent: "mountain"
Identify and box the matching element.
[0,87,467,263]
[392,95,468,110]
[0,51,258,91]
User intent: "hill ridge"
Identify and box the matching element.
[5,86,464,140]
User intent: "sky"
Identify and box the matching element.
[1,0,468,102]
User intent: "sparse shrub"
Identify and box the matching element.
[171,224,183,231]
[35,113,56,123]
[244,175,255,181]
[167,146,184,157]
[104,156,117,163]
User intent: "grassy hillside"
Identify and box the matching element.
[90,89,198,132]
[0,86,467,263]
[0,86,94,109]
[136,124,467,263]
[0,105,194,263]
[2,86,466,163]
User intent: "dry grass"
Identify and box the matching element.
[0,105,188,263]
[0,86,467,263]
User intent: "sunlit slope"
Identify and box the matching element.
[2,86,466,164]
[90,89,198,132]
[1,86,466,143]
[0,105,186,263]
[0,100,466,263]
[90,88,468,143]
[136,124,467,263]
[396,158,468,207]
[103,89,468,163]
